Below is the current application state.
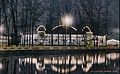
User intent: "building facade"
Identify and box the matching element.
[20,25,106,47]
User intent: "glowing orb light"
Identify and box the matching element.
[61,14,74,26]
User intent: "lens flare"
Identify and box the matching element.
[61,14,74,26]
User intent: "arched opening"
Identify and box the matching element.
[51,25,77,46]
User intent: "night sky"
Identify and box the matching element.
[0,0,119,40]
[109,0,119,40]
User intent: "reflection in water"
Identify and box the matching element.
[0,62,3,69]
[0,52,119,74]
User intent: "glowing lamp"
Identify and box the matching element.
[61,14,74,26]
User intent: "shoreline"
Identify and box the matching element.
[0,46,119,56]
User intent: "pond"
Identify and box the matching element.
[0,52,119,74]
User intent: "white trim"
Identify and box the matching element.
[82,26,91,32]
[52,25,77,31]
[36,25,46,32]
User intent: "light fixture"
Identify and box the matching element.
[61,14,74,26]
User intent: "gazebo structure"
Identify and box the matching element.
[50,25,77,46]
[36,25,46,45]
[82,26,93,47]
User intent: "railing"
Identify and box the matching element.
[0,34,107,48]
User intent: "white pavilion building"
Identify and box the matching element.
[20,25,107,47]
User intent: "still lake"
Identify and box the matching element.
[0,51,119,74]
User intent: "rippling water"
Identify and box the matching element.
[0,52,119,74]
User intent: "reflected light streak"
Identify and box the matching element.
[0,62,3,70]
[18,53,120,73]
[0,25,4,33]
[51,65,76,73]
[82,63,92,72]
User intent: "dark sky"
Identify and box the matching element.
[0,0,119,40]
[109,0,119,40]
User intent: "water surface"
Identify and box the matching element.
[0,52,119,74]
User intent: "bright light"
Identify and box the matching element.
[0,25,4,33]
[0,62,3,69]
[61,14,74,26]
